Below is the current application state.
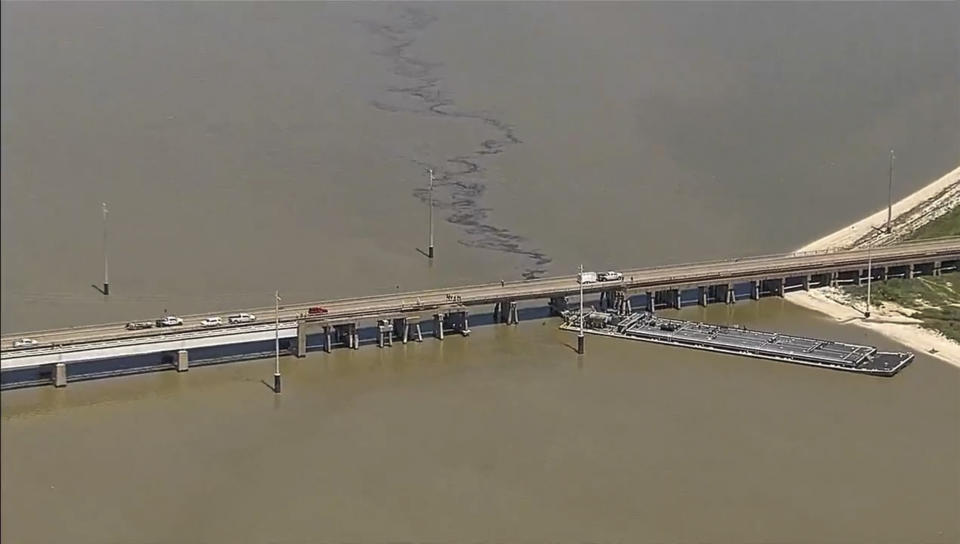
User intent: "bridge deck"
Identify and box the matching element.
[2,237,957,363]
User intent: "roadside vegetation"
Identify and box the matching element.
[845,273,960,343]
[906,205,960,240]
[844,205,960,343]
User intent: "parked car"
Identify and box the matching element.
[599,271,624,282]
[125,321,155,331]
[578,271,598,284]
[308,306,328,315]
[157,315,184,327]
[13,338,38,348]
[228,312,256,324]
[200,316,223,327]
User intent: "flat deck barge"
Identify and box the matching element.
[560,311,913,376]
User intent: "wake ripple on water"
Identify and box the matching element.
[359,7,552,280]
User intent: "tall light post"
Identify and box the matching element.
[102,202,110,295]
[864,245,873,319]
[886,149,895,234]
[274,290,282,394]
[427,168,435,259]
[578,264,585,355]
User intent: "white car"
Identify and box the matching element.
[157,315,184,327]
[228,313,256,324]
[599,271,624,282]
[200,316,223,327]
[13,338,38,348]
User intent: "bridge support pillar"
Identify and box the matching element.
[698,287,707,307]
[548,296,568,316]
[351,324,360,350]
[933,261,942,276]
[324,326,332,353]
[296,322,307,358]
[434,314,444,340]
[907,264,915,279]
[776,278,785,297]
[646,291,655,312]
[726,283,736,304]
[829,272,839,287]
[176,349,189,372]
[53,363,67,387]
[802,275,810,291]
[493,302,502,322]
[751,281,760,300]
[501,301,519,325]
[414,322,423,342]
[460,311,470,336]
[378,320,393,348]
[880,267,888,281]
[672,289,682,309]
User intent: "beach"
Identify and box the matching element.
[786,165,960,366]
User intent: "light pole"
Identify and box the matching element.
[578,264,585,355]
[427,168,435,259]
[865,246,872,319]
[886,149,895,234]
[274,290,282,393]
[102,202,109,295]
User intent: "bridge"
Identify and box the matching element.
[3,237,958,388]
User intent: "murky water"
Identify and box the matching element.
[2,3,958,542]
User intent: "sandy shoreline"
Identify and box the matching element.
[785,165,960,367]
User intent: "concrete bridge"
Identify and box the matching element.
[3,237,958,388]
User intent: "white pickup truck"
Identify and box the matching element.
[599,271,624,282]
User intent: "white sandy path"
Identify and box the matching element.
[786,165,960,367]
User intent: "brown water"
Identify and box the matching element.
[2,2,958,542]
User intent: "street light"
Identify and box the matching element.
[274,290,282,393]
[886,149,895,234]
[427,168,435,259]
[578,264,585,355]
[102,202,110,296]
[865,245,873,319]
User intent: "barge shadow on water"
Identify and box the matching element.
[560,310,914,377]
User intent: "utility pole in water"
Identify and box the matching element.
[427,168,435,259]
[886,149,895,234]
[102,202,110,296]
[578,264,585,355]
[274,290,282,394]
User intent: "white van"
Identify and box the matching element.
[578,271,598,284]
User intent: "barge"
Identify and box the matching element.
[560,311,914,376]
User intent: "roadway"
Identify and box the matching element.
[3,237,958,353]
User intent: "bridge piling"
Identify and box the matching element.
[296,322,307,358]
[176,349,189,372]
[434,314,444,340]
[698,287,708,307]
[53,362,66,387]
